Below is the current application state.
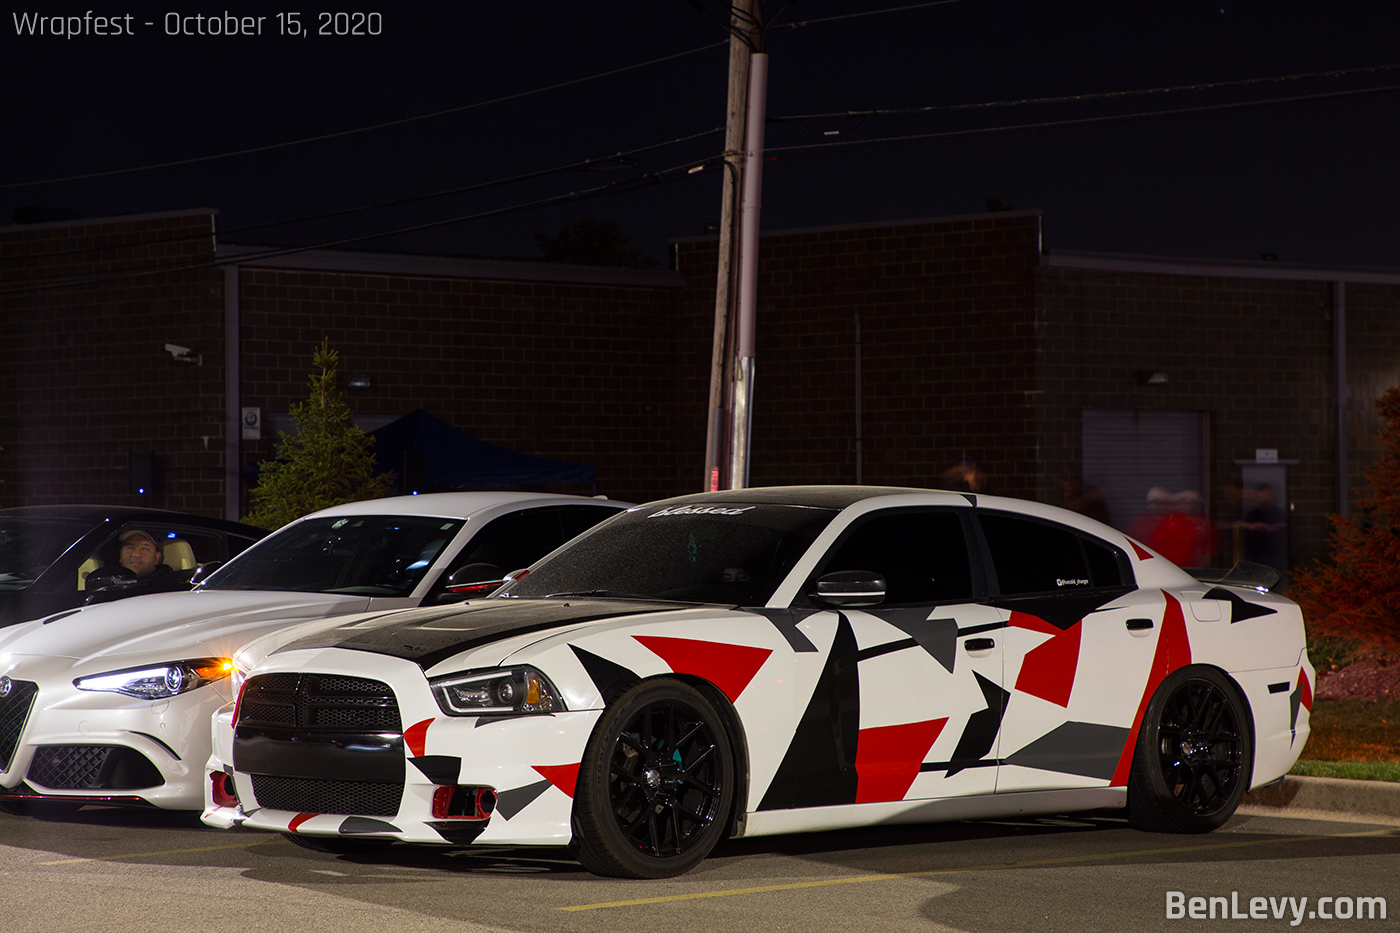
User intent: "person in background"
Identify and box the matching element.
[84,529,185,601]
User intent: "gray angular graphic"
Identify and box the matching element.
[1004,721,1131,780]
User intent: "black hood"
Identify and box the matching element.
[271,597,692,670]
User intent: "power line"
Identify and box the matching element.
[0,41,729,191]
[0,127,724,265]
[766,82,1400,157]
[0,154,723,296]
[770,63,1400,123]
[774,0,973,30]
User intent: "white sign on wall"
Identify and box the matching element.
[242,407,262,440]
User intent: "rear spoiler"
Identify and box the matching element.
[1187,560,1284,593]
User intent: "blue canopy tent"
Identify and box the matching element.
[369,409,594,491]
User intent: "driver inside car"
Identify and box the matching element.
[84,529,186,601]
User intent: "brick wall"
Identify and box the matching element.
[1036,264,1400,567]
[672,212,1045,498]
[0,211,228,513]
[7,207,1400,572]
[236,266,691,506]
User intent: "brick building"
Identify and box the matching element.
[4,207,1398,571]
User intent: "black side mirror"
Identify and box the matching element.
[444,562,506,598]
[808,570,887,608]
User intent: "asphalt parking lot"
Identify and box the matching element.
[3,797,1397,933]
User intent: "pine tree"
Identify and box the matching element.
[243,339,393,530]
[1292,386,1400,657]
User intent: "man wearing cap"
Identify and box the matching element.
[84,529,185,601]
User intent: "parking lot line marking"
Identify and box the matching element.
[39,837,287,866]
[558,829,1394,911]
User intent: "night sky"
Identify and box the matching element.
[5,1,1399,267]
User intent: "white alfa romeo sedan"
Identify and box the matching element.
[0,492,627,812]
[202,487,1313,878]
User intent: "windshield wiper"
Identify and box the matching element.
[543,589,650,600]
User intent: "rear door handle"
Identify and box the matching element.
[1126,618,1154,631]
[965,637,995,651]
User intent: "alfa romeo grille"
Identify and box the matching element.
[0,680,39,772]
[27,745,163,790]
[250,774,402,816]
[239,673,401,732]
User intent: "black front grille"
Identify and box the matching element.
[0,680,39,772]
[27,745,164,790]
[250,773,402,816]
[239,673,401,732]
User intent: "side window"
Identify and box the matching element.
[80,525,226,590]
[816,511,974,606]
[449,506,618,578]
[558,505,624,541]
[977,512,1130,596]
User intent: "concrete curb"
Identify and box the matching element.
[1243,775,1400,822]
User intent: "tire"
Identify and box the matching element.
[570,679,735,878]
[282,833,393,855]
[1127,666,1252,833]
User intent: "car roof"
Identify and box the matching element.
[0,504,260,532]
[301,491,628,521]
[640,485,959,511]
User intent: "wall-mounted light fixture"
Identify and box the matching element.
[347,374,373,390]
[1137,370,1169,386]
[164,343,201,365]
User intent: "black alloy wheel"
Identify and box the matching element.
[1128,666,1252,833]
[571,679,735,878]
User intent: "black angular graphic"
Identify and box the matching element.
[494,779,552,820]
[996,592,1119,631]
[749,607,820,652]
[570,644,641,703]
[427,820,490,845]
[338,817,399,834]
[758,613,860,810]
[1203,588,1279,624]
[1289,680,1304,745]
[883,610,960,674]
[1003,721,1131,780]
[944,673,1009,777]
[410,755,462,786]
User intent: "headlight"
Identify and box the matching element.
[74,658,233,700]
[429,667,563,716]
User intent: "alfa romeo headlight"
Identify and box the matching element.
[75,658,234,700]
[429,667,563,716]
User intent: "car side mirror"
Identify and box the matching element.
[444,562,506,598]
[808,570,887,608]
[190,561,223,586]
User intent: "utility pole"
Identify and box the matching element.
[703,0,766,491]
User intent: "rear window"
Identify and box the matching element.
[977,512,1130,595]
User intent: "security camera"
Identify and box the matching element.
[165,343,202,365]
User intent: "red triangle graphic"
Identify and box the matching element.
[533,762,581,798]
[404,718,433,758]
[634,636,773,702]
[854,718,947,803]
[1013,620,1082,708]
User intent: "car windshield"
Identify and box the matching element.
[202,515,466,596]
[500,503,838,606]
[0,517,93,591]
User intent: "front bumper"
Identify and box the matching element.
[0,676,230,809]
[202,650,601,847]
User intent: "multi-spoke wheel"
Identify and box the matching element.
[570,679,735,878]
[1128,666,1252,833]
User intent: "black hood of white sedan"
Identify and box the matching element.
[272,597,699,670]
